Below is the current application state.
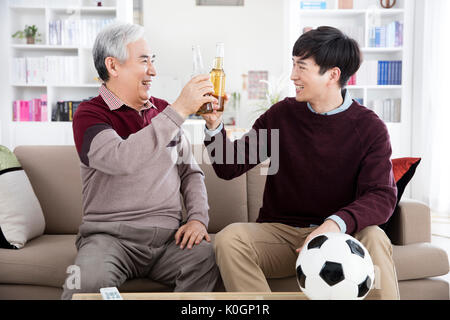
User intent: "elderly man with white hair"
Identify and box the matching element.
[61,23,219,300]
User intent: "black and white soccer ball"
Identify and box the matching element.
[296,232,375,300]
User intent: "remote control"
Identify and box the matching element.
[100,287,123,300]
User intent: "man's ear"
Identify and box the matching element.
[328,67,341,86]
[105,57,119,79]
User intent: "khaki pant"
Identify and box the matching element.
[214,222,400,300]
[61,221,219,300]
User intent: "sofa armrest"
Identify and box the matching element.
[385,199,431,245]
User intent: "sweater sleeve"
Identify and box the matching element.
[333,120,398,235]
[73,104,184,176]
[204,108,273,180]
[177,138,209,228]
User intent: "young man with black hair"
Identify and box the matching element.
[202,26,400,299]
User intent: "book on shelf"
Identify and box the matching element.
[12,56,79,85]
[347,74,357,86]
[354,98,364,105]
[338,0,353,9]
[11,58,27,84]
[368,98,401,123]
[12,95,48,122]
[10,0,81,6]
[41,94,48,121]
[377,61,402,85]
[48,18,115,47]
[369,21,403,48]
[46,56,79,85]
[25,58,46,84]
[52,99,86,122]
[300,1,326,9]
[356,60,402,86]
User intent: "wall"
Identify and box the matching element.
[142,0,288,128]
[0,0,11,146]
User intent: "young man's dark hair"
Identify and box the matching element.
[292,26,361,88]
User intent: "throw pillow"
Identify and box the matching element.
[0,146,45,249]
[379,157,421,231]
[392,157,422,205]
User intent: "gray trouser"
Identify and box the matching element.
[61,221,219,300]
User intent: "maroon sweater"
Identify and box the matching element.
[72,92,209,229]
[204,98,397,235]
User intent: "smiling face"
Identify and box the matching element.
[115,38,156,108]
[291,56,332,103]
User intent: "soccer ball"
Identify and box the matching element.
[296,232,375,300]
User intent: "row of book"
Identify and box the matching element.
[368,98,401,123]
[51,99,90,122]
[10,0,82,6]
[12,56,79,85]
[299,0,354,9]
[48,18,115,47]
[355,60,402,86]
[368,21,404,48]
[300,1,327,9]
[12,95,48,122]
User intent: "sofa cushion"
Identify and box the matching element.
[393,243,450,281]
[198,163,248,233]
[14,146,83,234]
[380,158,421,232]
[0,233,220,292]
[392,157,421,205]
[398,279,449,300]
[247,160,269,222]
[0,235,77,288]
[0,284,64,300]
[0,146,45,249]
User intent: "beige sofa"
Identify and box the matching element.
[0,146,448,300]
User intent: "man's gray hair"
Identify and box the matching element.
[93,23,145,82]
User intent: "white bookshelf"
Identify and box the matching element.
[12,44,76,49]
[286,0,414,159]
[4,0,133,149]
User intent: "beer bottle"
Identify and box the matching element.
[210,42,226,112]
[195,43,226,115]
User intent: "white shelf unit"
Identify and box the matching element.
[286,0,414,159]
[4,0,133,149]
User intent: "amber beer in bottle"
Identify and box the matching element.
[195,42,226,115]
[210,42,226,112]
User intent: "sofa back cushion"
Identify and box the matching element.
[197,161,248,233]
[14,146,83,234]
[247,160,269,222]
[190,144,248,233]
[13,145,250,235]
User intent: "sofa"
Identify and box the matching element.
[0,145,448,300]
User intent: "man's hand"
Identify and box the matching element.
[201,93,229,130]
[171,74,217,119]
[175,220,211,250]
[296,219,341,254]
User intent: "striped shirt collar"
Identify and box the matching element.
[99,84,157,111]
